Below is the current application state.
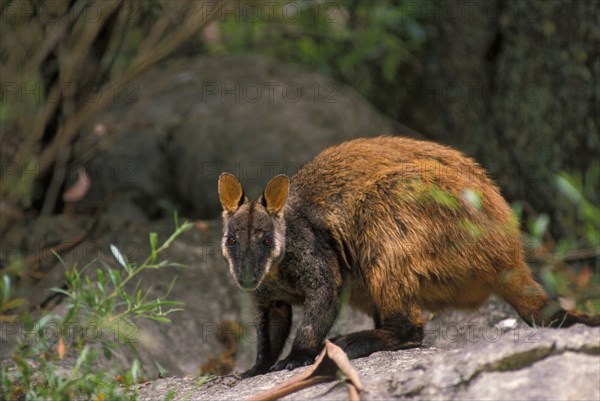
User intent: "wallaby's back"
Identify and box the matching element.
[289,137,592,325]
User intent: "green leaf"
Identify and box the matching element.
[533,214,550,238]
[382,51,401,82]
[164,276,178,299]
[155,360,169,378]
[556,173,583,204]
[73,346,90,374]
[110,244,128,269]
[131,358,140,384]
[149,232,158,262]
[1,275,11,303]
[422,186,460,209]
[541,269,559,297]
[108,268,122,288]
[0,297,25,311]
[36,313,58,333]
[462,188,483,210]
[173,209,179,229]
[511,201,523,220]
[145,315,172,323]
[406,19,427,43]
[103,344,113,359]
[49,287,72,298]
[97,280,105,295]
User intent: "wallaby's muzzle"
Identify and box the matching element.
[237,257,261,290]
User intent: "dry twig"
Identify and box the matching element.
[246,340,363,401]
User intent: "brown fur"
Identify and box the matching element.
[218,136,599,377]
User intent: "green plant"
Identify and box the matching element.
[1,275,26,323]
[555,163,600,247]
[1,216,192,401]
[515,167,600,314]
[212,1,428,106]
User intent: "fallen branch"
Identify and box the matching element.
[246,340,363,401]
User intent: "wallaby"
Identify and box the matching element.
[218,136,599,377]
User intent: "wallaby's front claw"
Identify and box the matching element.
[270,355,314,372]
[240,364,270,378]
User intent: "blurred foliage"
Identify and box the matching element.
[0,0,218,236]
[1,217,191,400]
[209,0,430,111]
[206,0,599,239]
[554,163,600,248]
[514,166,599,313]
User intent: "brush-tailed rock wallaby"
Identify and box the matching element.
[218,136,599,377]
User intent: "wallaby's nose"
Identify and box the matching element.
[240,257,257,289]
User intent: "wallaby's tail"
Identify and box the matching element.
[494,263,600,328]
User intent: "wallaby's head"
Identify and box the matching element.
[218,173,289,290]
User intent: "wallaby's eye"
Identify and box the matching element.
[226,236,237,246]
[263,236,274,247]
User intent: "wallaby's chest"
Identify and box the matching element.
[256,261,305,304]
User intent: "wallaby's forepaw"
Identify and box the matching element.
[240,364,270,378]
[270,354,315,372]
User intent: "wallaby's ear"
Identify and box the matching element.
[262,175,289,216]
[218,173,245,214]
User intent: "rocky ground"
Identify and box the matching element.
[133,311,600,401]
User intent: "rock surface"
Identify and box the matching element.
[134,325,599,401]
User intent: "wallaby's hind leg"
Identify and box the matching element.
[332,265,425,358]
[495,262,600,327]
[331,307,424,359]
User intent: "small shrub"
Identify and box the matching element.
[1,216,192,401]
